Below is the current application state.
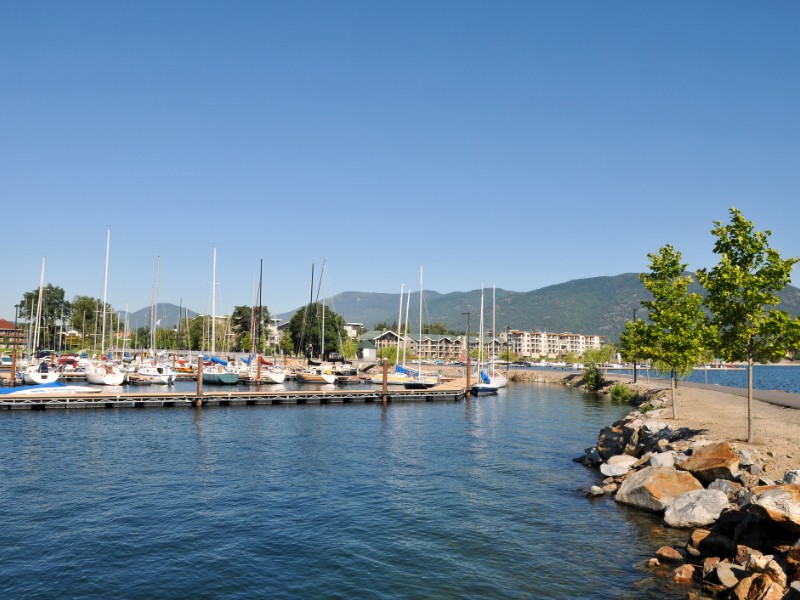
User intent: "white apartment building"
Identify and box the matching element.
[505,330,604,359]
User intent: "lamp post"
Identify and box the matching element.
[462,311,471,396]
[632,308,638,384]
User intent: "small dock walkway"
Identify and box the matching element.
[0,386,468,411]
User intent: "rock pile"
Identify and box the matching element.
[576,404,800,598]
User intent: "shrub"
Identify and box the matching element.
[582,363,606,392]
[610,382,636,402]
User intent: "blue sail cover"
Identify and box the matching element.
[395,365,411,375]
[210,356,228,366]
[480,370,491,384]
[0,381,66,395]
[240,354,254,366]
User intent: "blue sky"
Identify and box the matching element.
[2,1,799,322]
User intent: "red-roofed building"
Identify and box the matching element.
[0,319,24,349]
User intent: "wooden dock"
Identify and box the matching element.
[0,385,468,410]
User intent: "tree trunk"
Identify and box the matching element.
[747,359,754,443]
[671,368,677,420]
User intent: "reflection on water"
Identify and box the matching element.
[1,383,690,599]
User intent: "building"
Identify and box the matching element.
[504,330,604,359]
[0,319,24,350]
[343,322,364,339]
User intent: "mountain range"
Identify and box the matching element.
[123,274,800,341]
[118,304,199,330]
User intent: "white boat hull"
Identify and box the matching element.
[22,368,60,385]
[85,364,126,386]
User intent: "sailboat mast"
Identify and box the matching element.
[479,284,485,371]
[211,246,217,357]
[418,266,423,372]
[33,256,45,352]
[492,284,496,371]
[402,288,411,366]
[257,258,263,355]
[396,283,404,366]
[321,259,327,360]
[100,227,110,358]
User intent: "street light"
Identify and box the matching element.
[506,325,512,370]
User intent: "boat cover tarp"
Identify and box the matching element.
[210,356,228,366]
[395,365,420,376]
[0,381,66,395]
[480,370,491,384]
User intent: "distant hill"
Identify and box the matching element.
[118,303,198,330]
[276,274,800,341]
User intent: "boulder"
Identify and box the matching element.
[673,564,695,584]
[715,562,746,589]
[596,425,628,459]
[689,528,737,558]
[738,449,755,467]
[679,441,740,484]
[655,545,683,563]
[709,478,745,502]
[586,485,605,497]
[649,452,675,469]
[785,470,800,485]
[615,467,704,512]
[737,574,785,600]
[664,489,730,528]
[750,484,800,532]
[702,556,721,578]
[643,419,667,435]
[600,454,638,477]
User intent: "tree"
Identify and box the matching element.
[284,303,346,359]
[426,322,448,335]
[19,284,72,349]
[623,245,707,418]
[696,208,800,442]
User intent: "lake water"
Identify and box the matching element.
[0,384,690,599]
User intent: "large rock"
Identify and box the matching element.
[600,454,638,476]
[664,489,730,528]
[688,528,737,558]
[596,425,629,459]
[750,484,800,533]
[649,452,675,468]
[679,441,740,484]
[734,574,785,600]
[615,466,704,512]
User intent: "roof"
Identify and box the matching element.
[0,319,18,330]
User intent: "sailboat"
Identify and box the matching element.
[296,262,336,385]
[22,257,60,385]
[85,229,126,386]
[404,267,439,390]
[471,285,508,394]
[133,258,177,385]
[369,285,414,386]
[242,259,286,384]
[202,246,240,385]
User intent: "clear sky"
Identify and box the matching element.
[2,1,799,322]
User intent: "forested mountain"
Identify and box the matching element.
[121,275,800,341]
[276,274,800,341]
[118,303,198,330]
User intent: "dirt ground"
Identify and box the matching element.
[631,380,800,480]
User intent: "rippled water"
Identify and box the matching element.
[0,385,688,599]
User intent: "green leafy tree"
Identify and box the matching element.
[285,303,346,359]
[19,284,72,349]
[426,322,448,335]
[696,208,800,442]
[627,245,707,419]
